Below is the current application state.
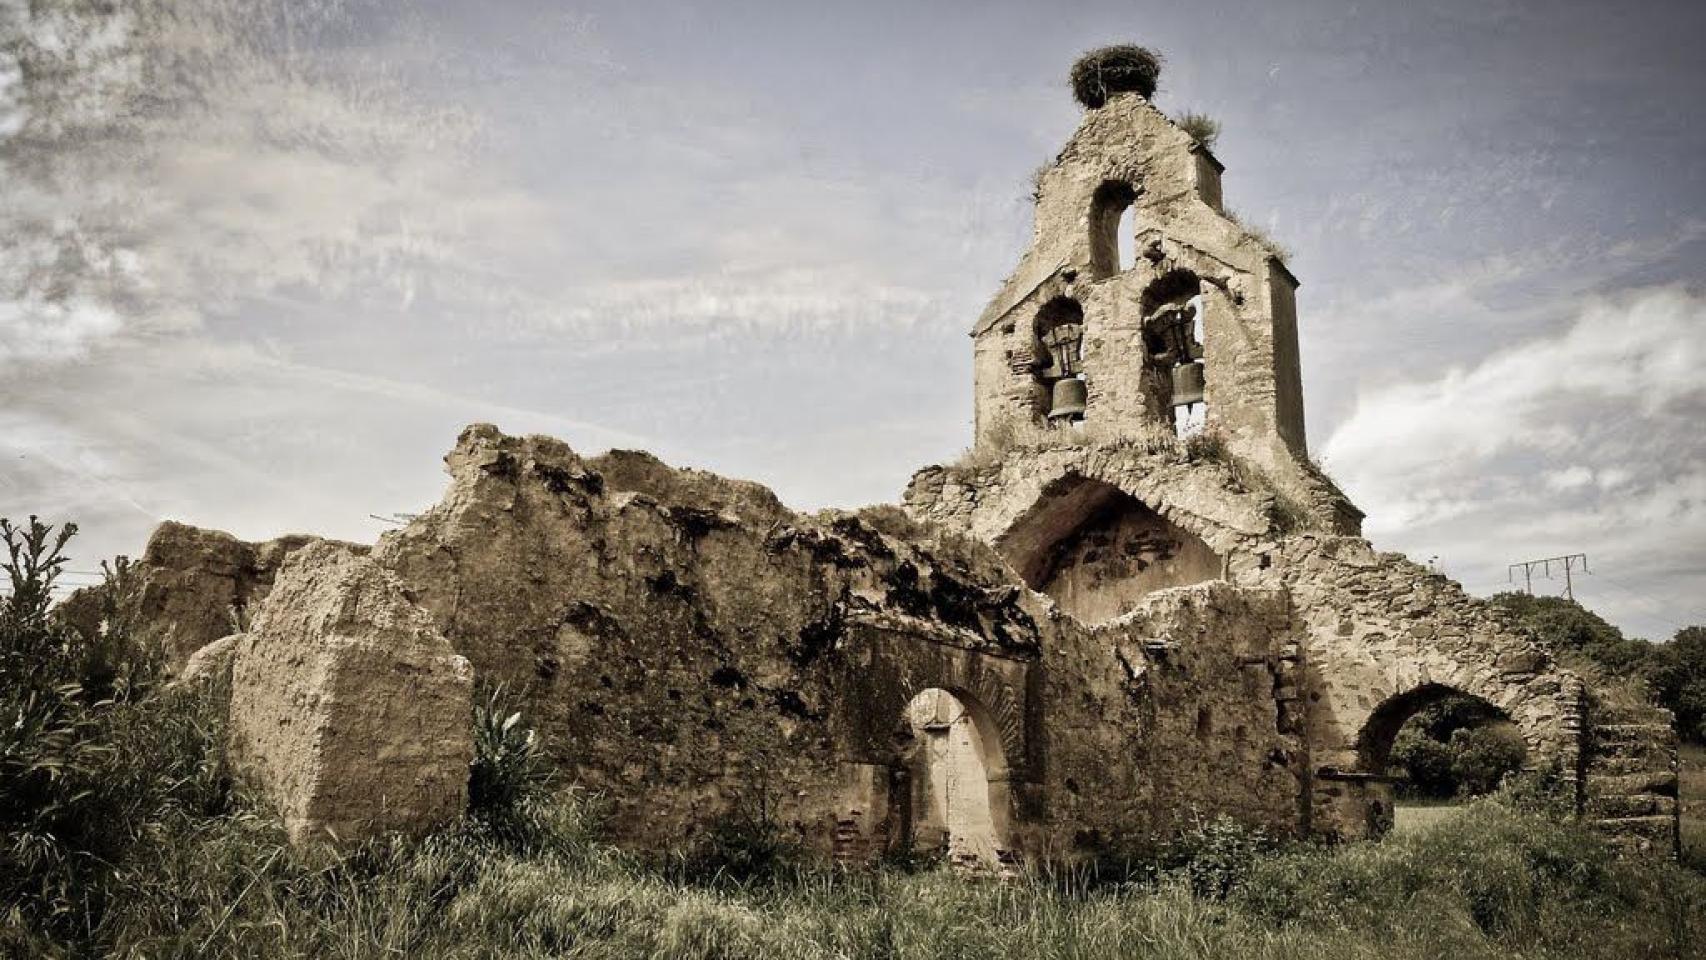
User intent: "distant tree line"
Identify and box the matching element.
[1491,592,1706,744]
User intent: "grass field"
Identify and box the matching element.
[8,792,1704,960]
[1682,742,1706,870]
[1393,802,1463,834]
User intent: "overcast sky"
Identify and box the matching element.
[3,0,1702,639]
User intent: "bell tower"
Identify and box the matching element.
[970,46,1341,529]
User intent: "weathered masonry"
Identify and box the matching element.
[114,52,1678,862]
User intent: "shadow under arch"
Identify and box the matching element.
[993,472,1223,625]
[829,623,1042,863]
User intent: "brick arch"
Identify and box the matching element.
[896,663,1026,785]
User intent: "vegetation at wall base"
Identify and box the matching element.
[6,517,1704,957]
[5,789,1703,959]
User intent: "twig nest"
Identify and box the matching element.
[1070,45,1163,108]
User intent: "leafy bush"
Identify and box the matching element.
[1392,725,1456,798]
[1233,801,1704,957]
[1070,45,1163,108]
[669,806,805,888]
[467,683,558,849]
[0,516,228,946]
[1647,626,1706,743]
[1450,725,1529,796]
[1494,761,1578,820]
[1389,694,1526,800]
[1160,815,1278,899]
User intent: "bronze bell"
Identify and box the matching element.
[1170,361,1205,408]
[1048,377,1088,420]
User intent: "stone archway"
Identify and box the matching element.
[827,622,1041,864]
[1350,682,1526,837]
[896,687,1015,867]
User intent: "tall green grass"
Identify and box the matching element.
[8,792,1698,960]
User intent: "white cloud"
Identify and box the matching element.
[0,0,492,372]
[1324,284,1706,638]
[1544,466,1593,492]
[1326,286,1703,485]
[0,335,652,568]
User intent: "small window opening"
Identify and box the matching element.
[1034,297,1086,425]
[1117,206,1138,272]
[1089,181,1139,279]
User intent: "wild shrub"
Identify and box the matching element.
[1391,725,1456,798]
[1174,111,1221,149]
[669,802,806,888]
[1493,593,1706,744]
[467,683,559,850]
[1160,815,1278,899]
[1390,695,1526,800]
[1449,725,1528,796]
[0,516,229,947]
[1234,801,1706,957]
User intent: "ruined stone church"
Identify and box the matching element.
[108,54,1680,864]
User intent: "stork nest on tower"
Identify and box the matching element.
[1070,45,1163,108]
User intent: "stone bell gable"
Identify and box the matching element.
[972,91,1358,536]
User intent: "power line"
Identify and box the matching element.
[1508,553,1589,601]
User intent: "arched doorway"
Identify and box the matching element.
[1355,683,1528,837]
[896,688,1012,867]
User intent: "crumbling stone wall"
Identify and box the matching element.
[116,421,1653,857]
[227,541,473,846]
[369,425,1050,859]
[1270,535,1585,839]
[1039,581,1307,850]
[59,520,338,669]
[118,424,1319,859]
